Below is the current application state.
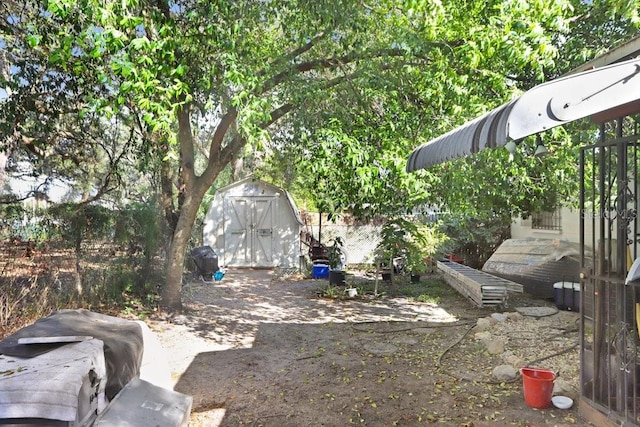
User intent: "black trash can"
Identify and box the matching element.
[190,246,219,281]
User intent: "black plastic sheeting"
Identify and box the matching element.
[0,309,143,400]
[481,239,586,299]
[191,245,219,280]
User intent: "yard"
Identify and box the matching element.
[148,268,588,426]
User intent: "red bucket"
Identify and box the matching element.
[520,367,556,409]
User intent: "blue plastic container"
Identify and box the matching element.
[563,282,574,310]
[312,264,329,279]
[572,282,580,312]
[553,282,565,310]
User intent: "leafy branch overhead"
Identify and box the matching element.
[1,0,638,308]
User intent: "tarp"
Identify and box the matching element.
[0,338,107,422]
[481,238,585,299]
[0,309,143,400]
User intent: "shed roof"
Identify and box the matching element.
[406,50,640,172]
[214,176,304,226]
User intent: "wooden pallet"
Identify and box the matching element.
[437,260,523,308]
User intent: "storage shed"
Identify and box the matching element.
[203,177,304,268]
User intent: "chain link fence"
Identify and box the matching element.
[306,224,382,266]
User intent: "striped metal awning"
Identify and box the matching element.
[406,57,640,172]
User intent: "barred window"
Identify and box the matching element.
[532,209,562,231]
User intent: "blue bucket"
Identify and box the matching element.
[312,264,329,279]
[213,271,225,281]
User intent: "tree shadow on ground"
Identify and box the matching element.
[170,270,584,426]
[175,320,584,427]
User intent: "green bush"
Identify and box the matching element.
[436,213,510,268]
[0,200,165,320]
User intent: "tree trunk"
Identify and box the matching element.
[74,235,83,295]
[159,106,236,309]
[159,103,245,309]
[160,158,178,234]
[161,191,203,309]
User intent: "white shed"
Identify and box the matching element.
[203,177,304,268]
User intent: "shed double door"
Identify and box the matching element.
[224,196,275,267]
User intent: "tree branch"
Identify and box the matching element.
[194,107,238,185]
[217,67,358,168]
[155,0,172,20]
[259,31,328,77]
[257,47,424,96]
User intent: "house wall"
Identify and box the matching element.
[510,207,637,269]
[511,207,594,245]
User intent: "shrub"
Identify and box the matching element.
[436,212,510,268]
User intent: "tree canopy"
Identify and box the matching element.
[1,0,638,308]
[262,1,639,222]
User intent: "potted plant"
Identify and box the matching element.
[375,218,435,285]
[374,219,410,283]
[404,224,431,282]
[405,247,427,283]
[327,237,346,286]
[376,217,425,281]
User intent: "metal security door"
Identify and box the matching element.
[580,115,640,426]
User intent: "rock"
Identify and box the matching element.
[486,338,505,355]
[553,377,575,395]
[476,317,495,331]
[493,365,517,381]
[506,312,524,321]
[491,313,508,322]
[475,331,492,342]
[172,315,189,325]
[504,354,525,368]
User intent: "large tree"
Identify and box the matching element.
[2,0,635,309]
[262,0,640,222]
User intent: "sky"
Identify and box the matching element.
[3,160,71,203]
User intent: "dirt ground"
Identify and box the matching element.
[147,269,590,427]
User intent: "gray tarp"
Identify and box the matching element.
[0,309,143,399]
